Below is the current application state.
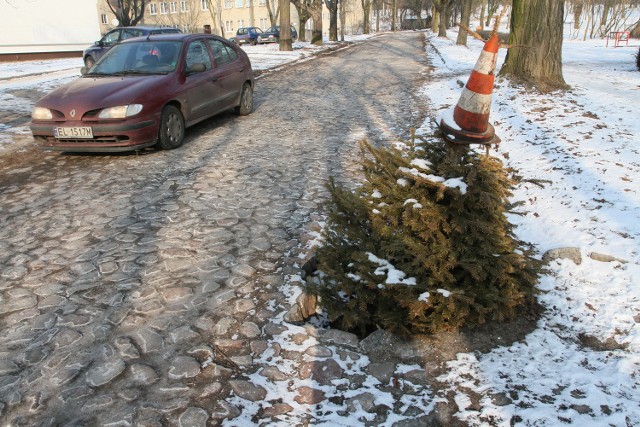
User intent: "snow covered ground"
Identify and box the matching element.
[423,31,640,425]
[0,29,638,426]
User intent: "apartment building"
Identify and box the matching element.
[97,0,367,41]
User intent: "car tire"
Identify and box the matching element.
[251,39,257,46]
[156,105,185,150]
[84,56,95,69]
[236,83,253,116]
[257,36,263,44]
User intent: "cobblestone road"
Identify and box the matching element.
[0,32,432,426]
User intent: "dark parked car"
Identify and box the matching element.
[31,33,254,152]
[257,26,298,44]
[234,27,263,45]
[83,26,182,68]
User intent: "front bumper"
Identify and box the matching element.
[30,119,158,152]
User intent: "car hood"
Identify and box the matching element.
[37,74,172,115]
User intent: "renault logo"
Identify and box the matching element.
[70,109,76,118]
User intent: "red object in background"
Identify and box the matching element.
[606,31,630,48]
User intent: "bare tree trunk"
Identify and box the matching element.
[485,0,499,27]
[631,19,640,38]
[266,0,280,27]
[311,0,323,45]
[392,0,397,31]
[573,1,583,30]
[291,0,312,41]
[340,0,346,40]
[108,0,147,27]
[431,6,439,32]
[206,0,224,36]
[362,0,372,33]
[456,0,472,45]
[434,0,451,37]
[280,0,292,51]
[600,0,612,31]
[216,0,225,36]
[499,0,567,91]
[438,11,447,37]
[583,0,591,40]
[326,0,339,40]
[479,0,486,29]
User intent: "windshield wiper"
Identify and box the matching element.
[85,72,113,77]
[111,69,149,75]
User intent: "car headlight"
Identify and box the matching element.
[98,104,143,119]
[32,107,53,120]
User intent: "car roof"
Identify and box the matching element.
[119,33,231,44]
[120,26,181,32]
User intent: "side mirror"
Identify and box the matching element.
[80,66,88,75]
[187,63,207,75]
[96,40,104,47]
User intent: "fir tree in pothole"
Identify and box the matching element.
[305,135,542,338]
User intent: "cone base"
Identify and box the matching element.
[439,117,501,146]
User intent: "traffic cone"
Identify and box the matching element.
[439,33,501,146]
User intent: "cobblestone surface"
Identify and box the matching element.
[0,32,434,425]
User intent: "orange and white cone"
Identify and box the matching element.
[439,34,501,146]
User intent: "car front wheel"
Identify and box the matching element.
[236,83,253,116]
[156,105,185,150]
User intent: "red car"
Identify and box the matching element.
[30,33,254,152]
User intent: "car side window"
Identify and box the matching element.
[207,40,237,67]
[224,46,238,63]
[185,40,212,72]
[102,30,121,46]
[122,29,143,40]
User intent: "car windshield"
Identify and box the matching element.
[87,41,182,76]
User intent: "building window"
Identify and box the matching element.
[224,0,232,8]
[235,0,243,8]
[180,0,188,12]
[201,0,209,10]
[149,3,158,14]
[101,14,108,24]
[237,19,244,29]
[160,2,167,14]
[258,0,266,5]
[259,18,267,29]
[225,20,234,33]
[170,1,177,13]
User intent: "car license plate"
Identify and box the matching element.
[54,126,93,139]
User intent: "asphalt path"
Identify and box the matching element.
[0,31,431,425]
